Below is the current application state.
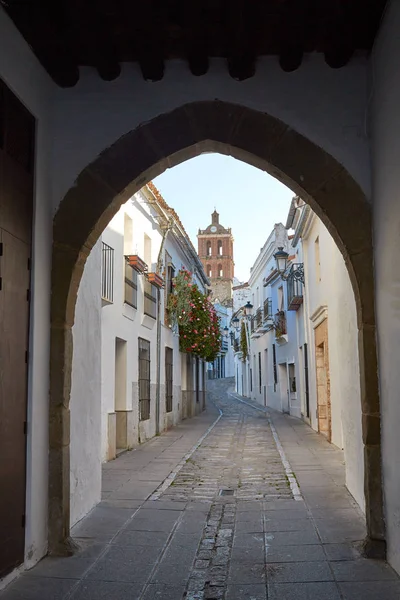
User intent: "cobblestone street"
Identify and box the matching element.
[1,380,399,599]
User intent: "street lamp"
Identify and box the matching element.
[273,246,305,284]
[274,247,289,276]
[244,301,253,320]
[232,316,240,331]
[223,326,229,338]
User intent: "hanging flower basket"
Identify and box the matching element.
[167,268,222,362]
[126,254,147,274]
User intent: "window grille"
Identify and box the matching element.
[124,261,138,308]
[165,347,173,413]
[101,242,114,302]
[138,338,151,421]
[144,278,157,318]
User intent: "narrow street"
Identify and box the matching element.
[2,380,399,600]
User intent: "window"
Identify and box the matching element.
[164,252,174,324]
[124,261,138,308]
[218,264,223,277]
[144,278,157,318]
[138,338,151,421]
[101,242,114,302]
[123,214,133,255]
[278,285,284,311]
[144,233,152,265]
[218,240,223,256]
[315,236,321,282]
[207,264,212,278]
[165,347,173,413]
[207,241,212,256]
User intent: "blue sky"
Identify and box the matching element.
[153,154,294,282]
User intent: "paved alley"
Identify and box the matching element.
[1,380,399,600]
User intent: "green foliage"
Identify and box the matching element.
[240,320,248,362]
[167,268,222,362]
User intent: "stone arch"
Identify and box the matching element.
[51,100,384,557]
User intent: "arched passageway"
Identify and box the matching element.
[51,101,383,557]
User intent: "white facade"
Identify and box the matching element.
[234,203,364,513]
[234,224,300,415]
[70,185,208,527]
[208,303,235,380]
[291,201,364,511]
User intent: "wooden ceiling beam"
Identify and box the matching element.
[131,0,165,81]
[5,1,79,87]
[278,0,309,72]
[183,0,209,77]
[323,0,354,69]
[64,0,121,82]
[226,0,256,81]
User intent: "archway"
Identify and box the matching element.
[50,101,383,557]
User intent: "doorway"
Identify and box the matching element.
[315,320,331,441]
[278,364,289,413]
[0,80,34,577]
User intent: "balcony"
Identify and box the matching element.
[275,310,288,344]
[287,263,304,311]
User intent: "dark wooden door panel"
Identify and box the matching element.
[0,230,30,577]
[0,150,33,243]
[0,78,34,579]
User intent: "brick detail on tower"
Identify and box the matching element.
[197,210,234,306]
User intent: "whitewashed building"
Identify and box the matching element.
[233,199,363,513]
[69,183,209,526]
[208,302,235,380]
[233,224,300,416]
[287,197,364,510]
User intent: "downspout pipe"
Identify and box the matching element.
[155,220,173,435]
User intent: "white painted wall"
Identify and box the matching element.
[371,0,400,575]
[301,214,364,511]
[70,242,102,526]
[0,7,56,571]
[49,59,371,214]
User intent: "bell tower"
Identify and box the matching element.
[197,211,234,306]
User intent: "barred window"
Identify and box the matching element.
[101,242,114,302]
[124,262,138,308]
[138,338,151,421]
[165,347,173,413]
[144,278,157,318]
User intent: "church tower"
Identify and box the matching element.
[197,210,234,306]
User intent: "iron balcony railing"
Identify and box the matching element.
[287,263,304,311]
[263,298,273,322]
[255,307,262,328]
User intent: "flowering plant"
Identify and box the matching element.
[167,268,222,361]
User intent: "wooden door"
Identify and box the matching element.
[0,79,34,578]
[315,320,331,441]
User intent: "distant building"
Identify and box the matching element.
[197,210,234,306]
